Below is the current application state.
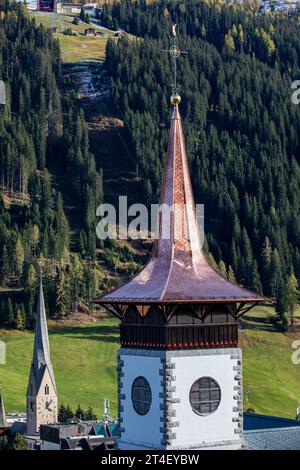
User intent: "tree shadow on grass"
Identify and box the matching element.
[242,315,277,332]
[50,325,120,343]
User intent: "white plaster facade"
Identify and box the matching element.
[118,348,243,450]
[118,352,163,449]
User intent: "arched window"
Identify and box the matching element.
[45,384,49,395]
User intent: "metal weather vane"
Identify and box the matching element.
[162,24,187,96]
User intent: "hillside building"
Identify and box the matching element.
[84,28,96,36]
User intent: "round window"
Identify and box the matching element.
[131,376,152,415]
[189,377,221,416]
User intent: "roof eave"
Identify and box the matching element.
[95,296,267,305]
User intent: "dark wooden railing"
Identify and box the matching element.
[120,323,238,349]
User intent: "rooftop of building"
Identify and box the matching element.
[40,419,119,444]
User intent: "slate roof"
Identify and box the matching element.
[27,278,56,394]
[245,427,300,450]
[244,413,300,450]
[97,103,265,307]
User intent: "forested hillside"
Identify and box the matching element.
[0,1,103,327]
[103,0,300,324]
[1,0,300,331]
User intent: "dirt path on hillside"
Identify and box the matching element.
[65,61,142,207]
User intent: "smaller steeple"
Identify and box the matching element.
[26,276,58,435]
[32,276,55,390]
[0,391,8,428]
[34,276,50,363]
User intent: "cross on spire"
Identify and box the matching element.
[162,24,187,98]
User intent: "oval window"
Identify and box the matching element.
[189,377,221,416]
[131,376,152,415]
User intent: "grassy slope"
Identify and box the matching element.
[241,305,300,418]
[0,318,119,417]
[30,12,117,63]
[0,306,300,419]
[54,34,108,63]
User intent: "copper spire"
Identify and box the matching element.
[98,101,264,305]
[97,29,264,308]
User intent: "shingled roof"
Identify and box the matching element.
[98,101,265,305]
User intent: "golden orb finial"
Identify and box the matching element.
[171,93,181,105]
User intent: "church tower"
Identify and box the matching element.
[26,278,58,435]
[97,31,264,450]
[0,392,8,434]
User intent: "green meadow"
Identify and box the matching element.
[0,317,119,417]
[29,11,127,63]
[0,305,300,419]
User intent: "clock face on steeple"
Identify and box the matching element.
[37,397,57,420]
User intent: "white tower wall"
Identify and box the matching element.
[118,348,243,450]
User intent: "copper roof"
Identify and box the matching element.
[98,103,264,305]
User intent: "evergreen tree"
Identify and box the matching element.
[250,261,263,295]
[65,405,74,420]
[228,265,236,283]
[218,260,227,277]
[0,435,9,450]
[58,404,67,423]
[75,404,85,421]
[275,281,289,331]
[261,237,272,294]
[12,433,29,450]
[56,270,70,317]
[286,274,299,330]
[270,249,282,299]
[85,406,97,421]
[7,298,14,325]
[15,307,25,331]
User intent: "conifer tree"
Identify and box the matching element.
[228,265,236,283]
[12,433,29,450]
[85,406,97,421]
[56,270,70,317]
[218,260,227,277]
[15,307,25,331]
[286,274,299,330]
[7,298,14,325]
[75,404,85,421]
